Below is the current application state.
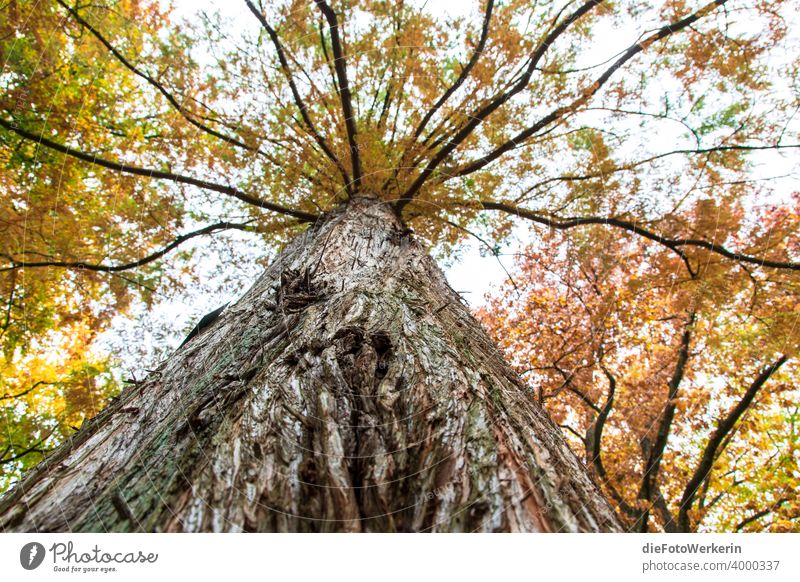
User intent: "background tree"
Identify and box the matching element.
[0,0,798,530]
[478,207,799,531]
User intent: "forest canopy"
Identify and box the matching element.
[0,0,798,531]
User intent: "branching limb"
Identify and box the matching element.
[464,200,800,273]
[244,0,353,195]
[56,0,276,160]
[0,118,318,222]
[735,498,789,532]
[586,367,639,519]
[411,0,495,141]
[678,355,789,531]
[635,312,695,532]
[396,0,604,210]
[456,0,731,178]
[1,222,256,274]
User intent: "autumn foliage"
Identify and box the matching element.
[478,199,799,531]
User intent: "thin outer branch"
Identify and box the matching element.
[735,498,789,532]
[411,0,495,141]
[244,0,352,195]
[396,0,604,210]
[56,0,271,158]
[0,430,56,466]
[456,0,730,178]
[440,217,518,292]
[511,143,800,199]
[0,380,55,401]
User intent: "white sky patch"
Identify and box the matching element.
[443,240,516,305]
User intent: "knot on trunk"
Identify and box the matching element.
[331,326,395,394]
[277,266,323,312]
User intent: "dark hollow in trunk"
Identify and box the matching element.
[0,198,621,532]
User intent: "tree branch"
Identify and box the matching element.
[440,217,518,292]
[411,0,495,141]
[510,143,800,201]
[560,423,587,444]
[455,0,730,178]
[735,498,789,532]
[465,200,800,272]
[396,0,604,210]
[585,366,639,518]
[0,118,318,222]
[1,222,255,274]
[678,354,789,531]
[56,0,276,160]
[314,0,363,195]
[0,380,55,401]
[635,312,695,532]
[653,487,678,532]
[0,430,56,465]
[244,0,353,195]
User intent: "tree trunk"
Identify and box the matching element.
[0,198,621,532]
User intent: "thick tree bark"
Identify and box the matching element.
[0,198,621,532]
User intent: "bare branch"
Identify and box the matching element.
[512,143,800,200]
[456,0,731,178]
[313,0,363,195]
[678,355,789,531]
[566,385,601,413]
[0,430,56,466]
[465,200,800,272]
[440,217,518,292]
[1,222,256,274]
[0,118,318,222]
[653,488,678,532]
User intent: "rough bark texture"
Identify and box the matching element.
[0,198,621,532]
